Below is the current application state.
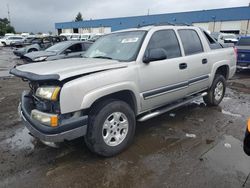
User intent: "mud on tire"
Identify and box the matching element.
[203,74,226,106]
[84,99,136,157]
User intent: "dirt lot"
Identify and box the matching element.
[0,47,250,188]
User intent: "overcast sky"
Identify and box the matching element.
[0,0,249,33]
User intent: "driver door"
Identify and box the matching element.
[138,29,189,111]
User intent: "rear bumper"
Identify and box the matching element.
[237,62,250,70]
[20,91,88,142]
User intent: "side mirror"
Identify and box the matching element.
[143,48,167,64]
[64,49,72,55]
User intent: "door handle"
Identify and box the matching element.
[202,58,208,64]
[179,63,187,70]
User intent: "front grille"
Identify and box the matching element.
[32,95,60,114]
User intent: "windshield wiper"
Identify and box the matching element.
[92,56,113,60]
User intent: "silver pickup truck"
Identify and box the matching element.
[10,25,236,156]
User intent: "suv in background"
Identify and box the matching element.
[13,36,67,57]
[0,36,24,46]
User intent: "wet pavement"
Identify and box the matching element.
[0,47,250,188]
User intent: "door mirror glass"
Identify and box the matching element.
[143,48,167,63]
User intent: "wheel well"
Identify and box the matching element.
[90,90,137,114]
[215,65,229,79]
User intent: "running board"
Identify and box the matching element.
[138,92,207,122]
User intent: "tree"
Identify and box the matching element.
[0,18,15,36]
[75,12,83,22]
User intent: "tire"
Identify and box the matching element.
[2,42,6,46]
[28,48,38,53]
[85,99,136,157]
[203,74,226,106]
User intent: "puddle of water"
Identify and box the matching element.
[1,127,35,151]
[222,109,242,118]
[202,135,250,178]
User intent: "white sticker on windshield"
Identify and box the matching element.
[121,37,139,43]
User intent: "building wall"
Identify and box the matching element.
[193,20,250,34]
[56,6,250,35]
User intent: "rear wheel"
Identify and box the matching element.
[85,100,136,157]
[203,74,226,106]
[2,42,6,46]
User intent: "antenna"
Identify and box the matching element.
[7,4,11,24]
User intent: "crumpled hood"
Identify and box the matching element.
[11,58,128,81]
[24,51,57,60]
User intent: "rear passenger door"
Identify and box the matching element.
[139,29,189,111]
[177,29,210,95]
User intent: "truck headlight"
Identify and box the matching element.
[34,56,47,62]
[31,110,58,127]
[36,86,61,101]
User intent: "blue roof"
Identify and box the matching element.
[55,6,250,31]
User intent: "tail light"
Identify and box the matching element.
[233,47,238,58]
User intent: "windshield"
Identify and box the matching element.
[45,42,70,52]
[84,31,146,62]
[237,38,250,46]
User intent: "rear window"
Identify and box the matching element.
[237,38,250,46]
[178,29,203,56]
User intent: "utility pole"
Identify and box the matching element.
[147,9,150,16]
[7,4,11,24]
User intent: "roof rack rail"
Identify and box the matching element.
[137,22,193,28]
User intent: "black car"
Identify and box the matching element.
[244,118,250,156]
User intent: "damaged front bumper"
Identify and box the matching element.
[20,91,88,142]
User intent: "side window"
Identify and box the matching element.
[52,37,60,43]
[203,31,222,50]
[68,43,82,53]
[178,29,203,56]
[43,38,51,43]
[146,30,181,59]
[83,43,92,50]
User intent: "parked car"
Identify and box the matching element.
[23,41,93,62]
[235,36,250,70]
[60,33,73,40]
[0,35,24,46]
[10,25,236,157]
[70,34,81,41]
[244,118,250,156]
[80,33,95,41]
[88,33,104,42]
[10,36,39,48]
[13,36,67,57]
[218,33,238,45]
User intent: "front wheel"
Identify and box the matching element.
[85,100,136,157]
[203,74,226,106]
